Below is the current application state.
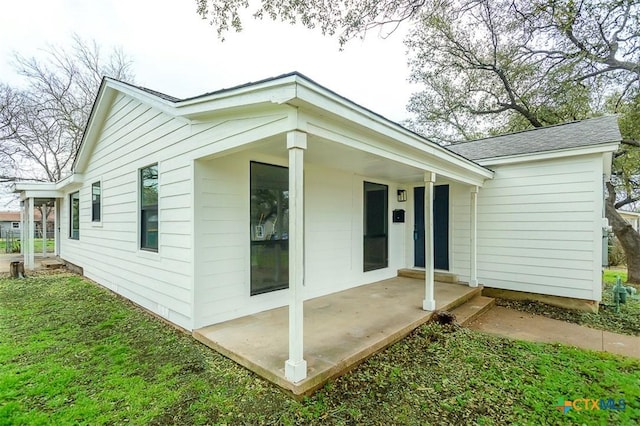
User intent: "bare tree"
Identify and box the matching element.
[0,35,134,184]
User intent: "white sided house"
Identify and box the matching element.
[15,73,620,384]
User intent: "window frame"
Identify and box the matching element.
[11,222,19,229]
[69,191,80,240]
[91,180,102,224]
[363,181,389,272]
[139,163,159,253]
[249,161,289,296]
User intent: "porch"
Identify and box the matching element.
[194,276,480,396]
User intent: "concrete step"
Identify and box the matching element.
[397,268,459,283]
[451,295,495,326]
[41,259,64,269]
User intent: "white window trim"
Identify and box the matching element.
[91,178,103,227]
[137,162,160,258]
[69,191,80,240]
[11,222,20,229]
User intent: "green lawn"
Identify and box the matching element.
[1,273,639,424]
[603,268,629,285]
[0,238,55,254]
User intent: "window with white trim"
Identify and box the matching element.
[140,164,158,252]
[91,181,101,222]
[70,191,80,240]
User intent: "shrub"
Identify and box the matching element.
[608,236,626,266]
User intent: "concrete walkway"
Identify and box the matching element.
[469,306,640,359]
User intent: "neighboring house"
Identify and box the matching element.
[13,73,620,384]
[618,210,640,233]
[0,211,21,236]
[0,209,55,237]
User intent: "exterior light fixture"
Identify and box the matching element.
[397,189,407,202]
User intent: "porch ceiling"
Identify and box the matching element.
[249,134,452,184]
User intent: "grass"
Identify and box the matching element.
[497,268,640,337]
[0,238,55,254]
[1,273,639,424]
[603,268,629,285]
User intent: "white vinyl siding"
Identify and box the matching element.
[451,154,604,301]
[58,93,292,330]
[192,153,406,328]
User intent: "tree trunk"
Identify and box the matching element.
[605,182,640,284]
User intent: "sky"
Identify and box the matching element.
[0,0,419,209]
[0,0,416,122]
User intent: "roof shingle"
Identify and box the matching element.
[445,116,621,161]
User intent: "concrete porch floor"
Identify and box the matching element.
[193,277,480,396]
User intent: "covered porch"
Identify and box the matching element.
[194,276,481,396]
[13,175,81,270]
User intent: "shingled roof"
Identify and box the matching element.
[445,116,621,161]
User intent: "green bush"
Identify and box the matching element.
[608,236,626,266]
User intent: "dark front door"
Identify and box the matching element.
[414,185,449,270]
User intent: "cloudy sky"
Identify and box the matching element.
[0,0,416,122]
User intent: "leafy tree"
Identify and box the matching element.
[195,0,427,43]
[196,0,640,282]
[406,0,640,282]
[0,36,134,185]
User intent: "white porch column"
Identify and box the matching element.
[469,186,479,287]
[54,199,59,256]
[423,171,436,311]
[19,202,24,255]
[26,197,35,270]
[285,130,307,383]
[41,204,47,258]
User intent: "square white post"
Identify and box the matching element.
[26,197,35,270]
[423,172,436,311]
[469,186,479,287]
[42,204,47,258]
[54,199,59,256]
[285,130,307,383]
[19,201,24,255]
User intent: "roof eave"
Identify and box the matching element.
[290,77,494,181]
[474,142,620,166]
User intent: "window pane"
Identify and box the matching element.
[250,162,289,295]
[141,208,158,250]
[70,192,80,240]
[92,182,101,222]
[140,164,158,251]
[363,182,388,271]
[141,165,158,207]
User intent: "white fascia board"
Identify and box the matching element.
[19,190,62,201]
[292,80,492,180]
[175,84,298,119]
[12,174,84,200]
[105,79,179,116]
[477,142,620,166]
[55,174,84,191]
[12,182,57,192]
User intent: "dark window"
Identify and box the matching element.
[91,181,101,222]
[70,191,80,240]
[250,162,289,295]
[363,181,388,271]
[140,164,158,251]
